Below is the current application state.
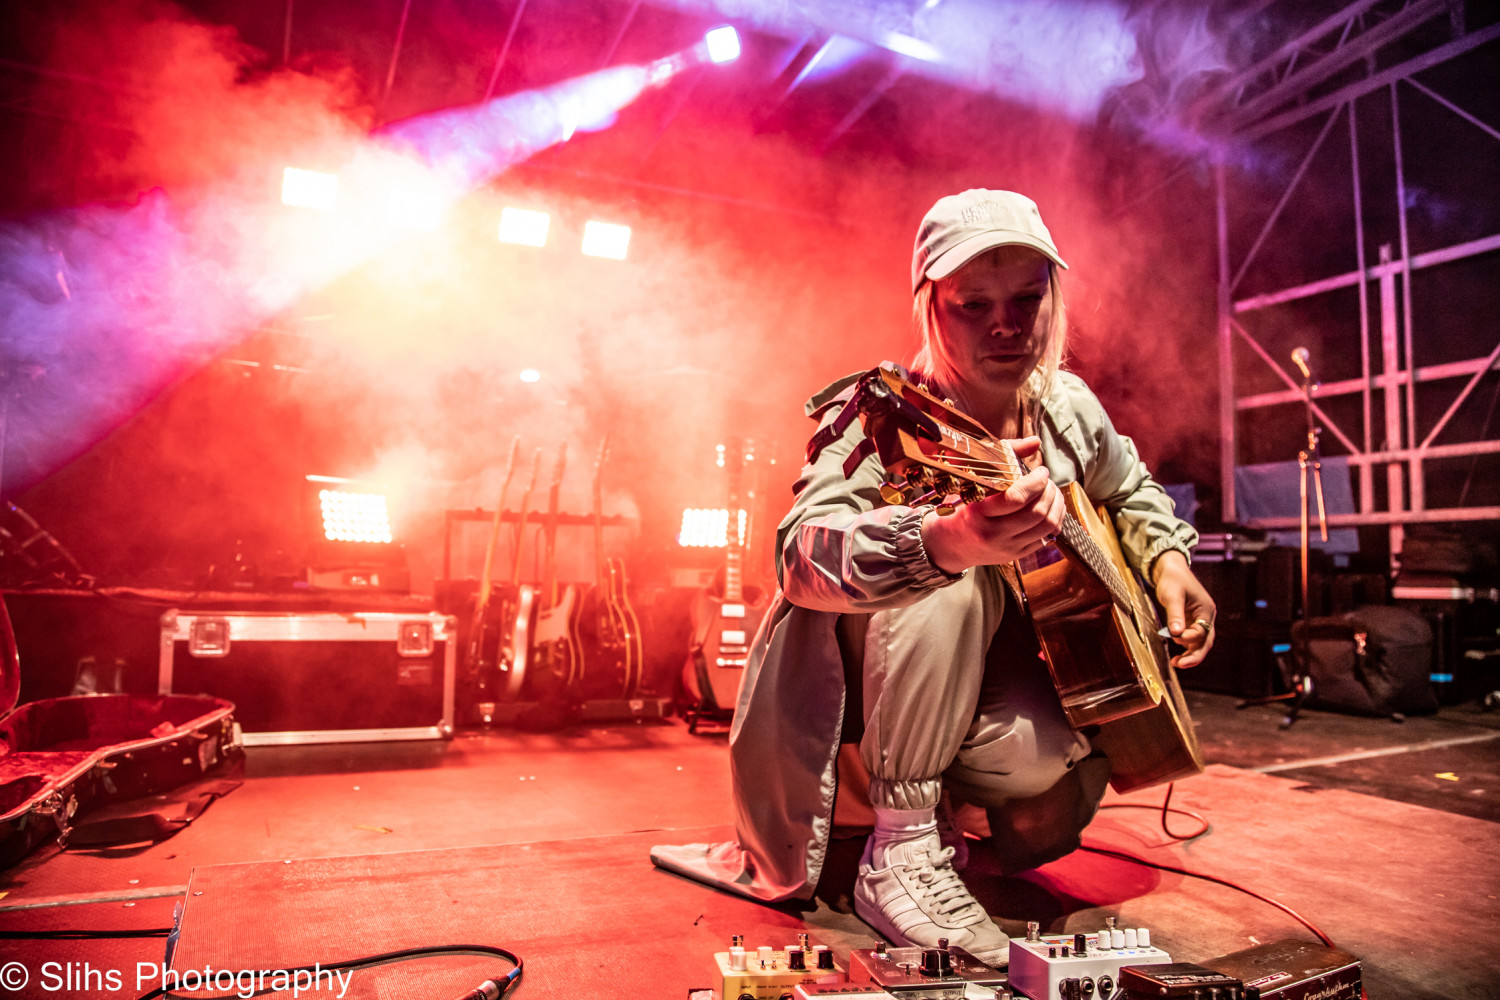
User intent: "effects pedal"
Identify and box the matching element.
[1200,939,1361,1000]
[1117,963,1244,998]
[1008,920,1172,1000]
[717,933,845,1000]
[847,938,1011,998]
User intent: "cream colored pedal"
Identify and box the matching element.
[717,934,845,1000]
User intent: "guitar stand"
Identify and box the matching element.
[682,696,733,735]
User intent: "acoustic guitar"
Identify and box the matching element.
[526,443,582,703]
[839,365,1203,793]
[682,438,768,722]
[577,435,644,698]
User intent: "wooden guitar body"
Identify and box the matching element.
[840,364,1204,793]
[1021,483,1204,792]
[579,438,644,700]
[579,558,643,699]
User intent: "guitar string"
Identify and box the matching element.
[916,450,1136,611]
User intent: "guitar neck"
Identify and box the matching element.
[1053,510,1135,618]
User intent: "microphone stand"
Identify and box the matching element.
[1240,362,1327,727]
[1286,369,1329,726]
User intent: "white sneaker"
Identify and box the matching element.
[853,832,1008,966]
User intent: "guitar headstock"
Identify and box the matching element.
[848,367,1026,512]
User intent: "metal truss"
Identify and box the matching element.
[1215,1,1500,564]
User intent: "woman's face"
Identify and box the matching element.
[932,245,1052,400]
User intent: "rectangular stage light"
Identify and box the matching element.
[581,220,631,260]
[498,207,551,247]
[281,167,339,211]
[317,488,394,544]
[677,508,747,547]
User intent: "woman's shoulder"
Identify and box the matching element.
[1042,369,1104,419]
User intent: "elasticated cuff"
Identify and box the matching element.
[892,505,965,590]
[1139,536,1194,581]
[868,776,943,811]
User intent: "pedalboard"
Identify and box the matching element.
[1008,921,1171,1000]
[846,940,1010,999]
[717,934,846,1000]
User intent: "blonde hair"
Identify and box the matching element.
[908,264,1069,415]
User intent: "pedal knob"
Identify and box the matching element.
[1136,928,1151,948]
[920,947,953,978]
[1097,928,1112,951]
[729,947,747,971]
[758,945,774,966]
[787,947,806,971]
[1074,933,1087,956]
[1122,929,1138,948]
[814,945,835,970]
[1110,929,1125,949]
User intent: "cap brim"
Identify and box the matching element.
[924,231,1068,284]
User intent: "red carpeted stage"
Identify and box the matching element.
[2,699,1498,999]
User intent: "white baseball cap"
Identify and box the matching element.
[912,189,1068,293]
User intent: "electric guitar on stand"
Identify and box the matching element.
[577,435,643,699]
[682,438,768,731]
[837,364,1203,792]
[497,448,543,703]
[466,435,521,727]
[526,443,582,705]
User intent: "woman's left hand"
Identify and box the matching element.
[1151,550,1216,669]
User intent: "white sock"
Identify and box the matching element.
[868,805,938,868]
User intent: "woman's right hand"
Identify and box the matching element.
[919,436,1066,574]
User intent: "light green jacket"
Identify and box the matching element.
[650,366,1196,901]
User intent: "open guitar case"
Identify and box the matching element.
[0,595,244,869]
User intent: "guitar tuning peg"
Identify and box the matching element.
[879,483,907,505]
[958,482,986,505]
[935,502,956,516]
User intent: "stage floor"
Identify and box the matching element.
[2,692,1497,999]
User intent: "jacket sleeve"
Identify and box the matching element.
[774,399,964,613]
[1069,383,1199,578]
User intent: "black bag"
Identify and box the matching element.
[1295,605,1438,719]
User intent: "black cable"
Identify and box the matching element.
[135,944,522,1000]
[0,928,172,939]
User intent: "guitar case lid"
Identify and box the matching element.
[0,598,18,718]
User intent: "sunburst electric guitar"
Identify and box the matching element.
[577,435,644,699]
[839,365,1203,793]
[683,438,768,720]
